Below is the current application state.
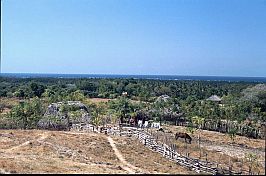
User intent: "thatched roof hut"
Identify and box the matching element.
[155,94,171,103]
[206,95,222,102]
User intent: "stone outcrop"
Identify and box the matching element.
[37,101,90,130]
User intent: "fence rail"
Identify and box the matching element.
[111,127,246,175]
[71,124,248,175]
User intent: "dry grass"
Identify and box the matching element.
[149,125,265,175]
[0,130,124,174]
[87,98,111,103]
[164,125,265,150]
[113,135,195,174]
[0,129,193,174]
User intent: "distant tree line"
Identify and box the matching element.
[0,77,265,138]
[0,77,256,100]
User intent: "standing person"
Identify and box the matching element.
[134,115,138,127]
[142,116,146,128]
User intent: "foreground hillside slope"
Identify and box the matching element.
[0,130,194,174]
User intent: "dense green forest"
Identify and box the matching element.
[0,77,259,100]
[0,77,265,138]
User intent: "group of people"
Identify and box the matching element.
[122,116,161,129]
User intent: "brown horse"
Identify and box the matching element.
[175,132,192,144]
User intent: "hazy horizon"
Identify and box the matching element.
[2,72,266,79]
[2,0,266,77]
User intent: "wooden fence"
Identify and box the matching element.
[108,127,246,175]
[175,120,265,139]
[71,123,95,132]
[71,124,253,175]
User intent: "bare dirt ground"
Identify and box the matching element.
[107,136,144,173]
[154,125,265,174]
[164,125,265,154]
[0,98,20,106]
[87,98,112,103]
[0,108,11,114]
[0,129,193,174]
[113,135,195,174]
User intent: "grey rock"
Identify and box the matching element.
[37,101,91,130]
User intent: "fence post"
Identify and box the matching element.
[217,153,221,169]
[144,138,146,146]
[239,159,243,174]
[171,149,173,159]
[229,157,232,175]
[248,165,252,175]
[256,161,260,175]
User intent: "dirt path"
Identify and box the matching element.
[63,131,145,173]
[6,132,49,152]
[201,141,265,159]
[106,136,144,174]
[201,142,265,168]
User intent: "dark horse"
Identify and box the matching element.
[175,132,192,144]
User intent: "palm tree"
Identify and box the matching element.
[186,125,195,135]
[91,103,106,129]
[228,127,237,143]
[153,96,168,125]
[70,90,85,102]
[105,109,116,125]
[192,116,205,158]
[12,101,27,129]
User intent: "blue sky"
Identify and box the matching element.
[2,0,266,76]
